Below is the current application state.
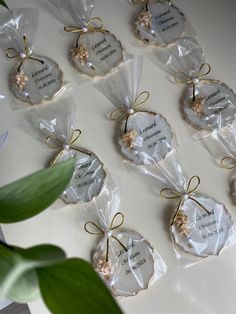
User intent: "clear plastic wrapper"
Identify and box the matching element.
[155,37,236,131]
[198,120,236,205]
[26,98,106,205]
[95,56,174,165]
[0,8,69,110]
[140,150,235,267]
[49,0,125,78]
[0,95,8,151]
[95,56,235,267]
[0,131,8,150]
[131,0,196,47]
[81,176,167,297]
[156,37,236,205]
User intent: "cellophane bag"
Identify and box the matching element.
[156,37,236,205]
[155,37,236,133]
[0,7,70,110]
[49,0,127,80]
[140,148,236,268]
[0,131,8,151]
[25,98,107,207]
[95,55,235,267]
[81,175,167,297]
[95,56,175,165]
[131,0,196,47]
[0,94,7,152]
[198,120,236,205]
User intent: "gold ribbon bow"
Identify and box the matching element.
[221,156,236,170]
[160,176,211,225]
[109,91,156,132]
[46,129,91,166]
[174,63,219,101]
[64,17,104,47]
[6,36,44,72]
[84,212,127,262]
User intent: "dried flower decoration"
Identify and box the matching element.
[15,70,28,91]
[71,45,89,64]
[192,98,205,116]
[174,210,190,237]
[136,11,152,28]
[121,130,137,149]
[94,257,113,280]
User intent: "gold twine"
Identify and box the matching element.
[109,91,151,120]
[46,129,91,166]
[84,212,127,262]
[160,176,211,225]
[6,36,44,72]
[221,156,236,170]
[64,17,103,34]
[64,17,104,47]
[174,63,219,101]
[109,91,156,133]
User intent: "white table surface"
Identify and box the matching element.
[1,0,236,313]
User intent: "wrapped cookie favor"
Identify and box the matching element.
[82,179,167,297]
[131,0,195,46]
[0,8,67,108]
[50,0,124,77]
[156,38,236,132]
[27,98,106,205]
[95,56,174,165]
[155,38,236,205]
[141,148,234,266]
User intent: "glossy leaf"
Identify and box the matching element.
[0,0,9,9]
[37,258,123,314]
[0,158,75,223]
[0,243,66,303]
[15,245,66,263]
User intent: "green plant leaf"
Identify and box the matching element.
[0,0,9,9]
[37,258,123,314]
[14,245,66,263]
[0,158,75,223]
[0,243,66,303]
[0,242,37,304]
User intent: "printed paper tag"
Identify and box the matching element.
[183,82,236,130]
[135,2,185,45]
[10,55,63,105]
[93,230,156,297]
[119,112,173,165]
[54,149,106,203]
[71,31,123,77]
[171,195,233,257]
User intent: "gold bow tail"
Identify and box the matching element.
[174,63,219,114]
[6,36,44,72]
[64,17,105,48]
[160,176,211,226]
[46,129,91,166]
[109,91,156,133]
[221,156,236,170]
[84,212,127,262]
